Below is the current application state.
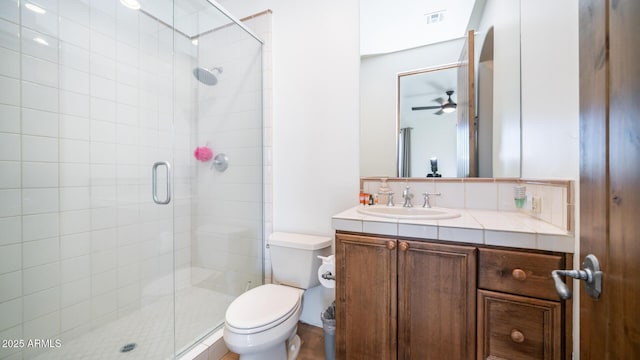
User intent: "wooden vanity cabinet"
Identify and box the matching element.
[335,232,572,360]
[477,290,561,360]
[335,232,477,360]
[398,238,477,359]
[335,233,398,359]
[476,248,572,360]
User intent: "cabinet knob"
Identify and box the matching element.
[399,241,409,251]
[510,329,525,343]
[386,241,396,250]
[512,268,527,281]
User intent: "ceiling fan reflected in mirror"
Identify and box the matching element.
[412,90,457,115]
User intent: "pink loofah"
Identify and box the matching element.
[194,146,213,162]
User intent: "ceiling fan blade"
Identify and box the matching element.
[434,109,445,115]
[412,105,442,111]
[433,97,445,105]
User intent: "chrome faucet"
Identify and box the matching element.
[402,186,413,208]
[422,192,441,208]
[386,192,395,207]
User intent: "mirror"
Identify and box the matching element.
[398,65,460,177]
[360,0,521,178]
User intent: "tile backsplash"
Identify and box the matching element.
[360,177,574,232]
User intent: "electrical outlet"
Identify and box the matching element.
[532,196,542,214]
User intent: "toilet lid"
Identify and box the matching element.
[225,284,302,331]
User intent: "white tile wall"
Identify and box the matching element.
[0,161,20,188]
[0,271,22,303]
[0,76,20,106]
[0,216,20,246]
[362,178,572,231]
[0,2,198,355]
[0,2,267,357]
[0,189,21,217]
[191,13,264,297]
[22,213,58,241]
[0,104,20,133]
[0,243,21,274]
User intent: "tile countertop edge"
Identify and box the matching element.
[332,205,575,253]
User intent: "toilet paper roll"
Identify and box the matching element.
[318,263,336,288]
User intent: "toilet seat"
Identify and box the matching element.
[225,284,302,335]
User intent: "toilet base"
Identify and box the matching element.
[286,334,301,360]
[237,342,285,360]
[236,331,300,360]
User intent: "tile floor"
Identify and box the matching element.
[28,286,234,360]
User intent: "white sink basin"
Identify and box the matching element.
[357,205,461,220]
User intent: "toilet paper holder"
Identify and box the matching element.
[318,255,335,281]
[321,271,335,281]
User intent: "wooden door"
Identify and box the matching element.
[397,240,476,359]
[335,233,397,360]
[579,0,640,358]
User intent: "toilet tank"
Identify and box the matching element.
[268,232,332,289]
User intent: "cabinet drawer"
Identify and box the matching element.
[478,248,563,301]
[477,290,562,360]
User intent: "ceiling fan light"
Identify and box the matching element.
[442,103,456,113]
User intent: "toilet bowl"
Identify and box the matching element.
[223,232,332,360]
[224,284,303,360]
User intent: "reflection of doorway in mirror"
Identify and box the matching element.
[399,65,459,177]
[478,27,494,177]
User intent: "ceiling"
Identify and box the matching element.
[360,0,476,56]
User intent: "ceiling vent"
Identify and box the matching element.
[424,10,446,24]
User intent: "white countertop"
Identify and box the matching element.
[332,205,575,253]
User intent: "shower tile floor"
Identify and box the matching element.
[31,285,234,360]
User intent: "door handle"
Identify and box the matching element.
[152,161,171,205]
[551,254,602,300]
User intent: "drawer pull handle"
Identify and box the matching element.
[399,241,409,251]
[510,329,525,343]
[512,268,527,281]
[386,241,396,250]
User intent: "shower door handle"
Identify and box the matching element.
[152,161,172,205]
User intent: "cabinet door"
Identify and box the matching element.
[398,240,477,360]
[477,290,561,360]
[336,233,398,360]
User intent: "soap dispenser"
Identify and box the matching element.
[377,178,391,205]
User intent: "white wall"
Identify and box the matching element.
[520,1,580,357]
[520,0,579,180]
[220,0,360,238]
[476,0,521,178]
[269,1,360,236]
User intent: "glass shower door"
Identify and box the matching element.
[172,0,265,354]
[0,0,178,358]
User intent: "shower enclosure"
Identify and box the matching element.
[0,0,263,358]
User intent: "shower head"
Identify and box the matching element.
[193,67,223,86]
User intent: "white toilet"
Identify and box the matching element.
[223,232,332,360]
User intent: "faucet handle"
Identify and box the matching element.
[386,192,394,207]
[422,192,441,208]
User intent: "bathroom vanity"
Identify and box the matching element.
[332,202,573,360]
